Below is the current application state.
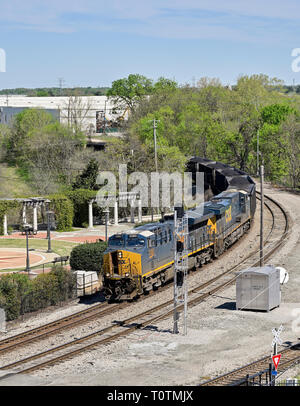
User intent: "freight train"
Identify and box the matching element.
[102,158,256,301]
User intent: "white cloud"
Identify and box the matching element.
[0,0,299,43]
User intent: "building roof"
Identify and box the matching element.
[0,95,115,111]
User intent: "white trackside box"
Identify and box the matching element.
[74,271,102,296]
[236,266,280,312]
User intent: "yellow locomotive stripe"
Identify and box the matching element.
[142,217,251,278]
[143,242,214,277]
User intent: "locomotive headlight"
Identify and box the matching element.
[118,251,123,258]
[125,273,129,277]
[106,273,110,277]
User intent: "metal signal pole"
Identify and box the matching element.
[173,208,189,335]
[260,165,264,267]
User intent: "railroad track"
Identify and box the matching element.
[0,193,273,355]
[200,343,300,386]
[0,192,290,376]
[0,302,125,354]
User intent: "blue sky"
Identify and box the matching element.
[0,0,300,89]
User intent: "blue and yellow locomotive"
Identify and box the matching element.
[103,188,254,301]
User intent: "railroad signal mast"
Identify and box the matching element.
[173,207,189,335]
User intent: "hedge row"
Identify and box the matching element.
[0,266,76,321]
[70,241,108,274]
[0,189,104,234]
[48,189,104,231]
[48,194,74,231]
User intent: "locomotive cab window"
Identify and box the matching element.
[148,238,156,248]
[109,235,124,247]
[127,236,145,247]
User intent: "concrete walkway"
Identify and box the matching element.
[0,248,58,271]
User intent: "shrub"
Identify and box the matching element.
[0,274,22,320]
[48,194,74,231]
[70,241,108,274]
[50,265,76,302]
[0,266,76,320]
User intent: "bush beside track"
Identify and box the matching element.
[70,241,108,273]
[0,266,76,321]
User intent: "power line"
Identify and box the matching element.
[58,78,66,96]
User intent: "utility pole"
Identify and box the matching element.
[173,207,189,335]
[149,119,160,221]
[260,164,264,267]
[103,99,107,136]
[152,119,160,173]
[58,78,65,96]
[256,130,260,177]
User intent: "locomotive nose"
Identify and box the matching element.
[103,250,142,300]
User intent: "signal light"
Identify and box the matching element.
[176,271,184,287]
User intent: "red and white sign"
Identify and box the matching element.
[272,354,281,370]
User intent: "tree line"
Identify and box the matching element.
[107,73,300,188]
[1,73,300,200]
[0,87,109,97]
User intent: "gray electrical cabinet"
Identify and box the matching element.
[236,266,280,312]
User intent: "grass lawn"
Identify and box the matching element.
[0,163,34,197]
[0,239,78,257]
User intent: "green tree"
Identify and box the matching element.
[260,104,295,125]
[153,77,178,93]
[258,104,296,181]
[5,109,54,165]
[107,74,153,111]
[72,158,100,190]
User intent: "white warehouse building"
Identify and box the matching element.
[0,95,127,135]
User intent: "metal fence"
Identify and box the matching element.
[276,379,299,386]
[233,367,300,386]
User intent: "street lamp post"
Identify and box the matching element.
[104,208,109,242]
[47,211,54,253]
[24,225,31,273]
